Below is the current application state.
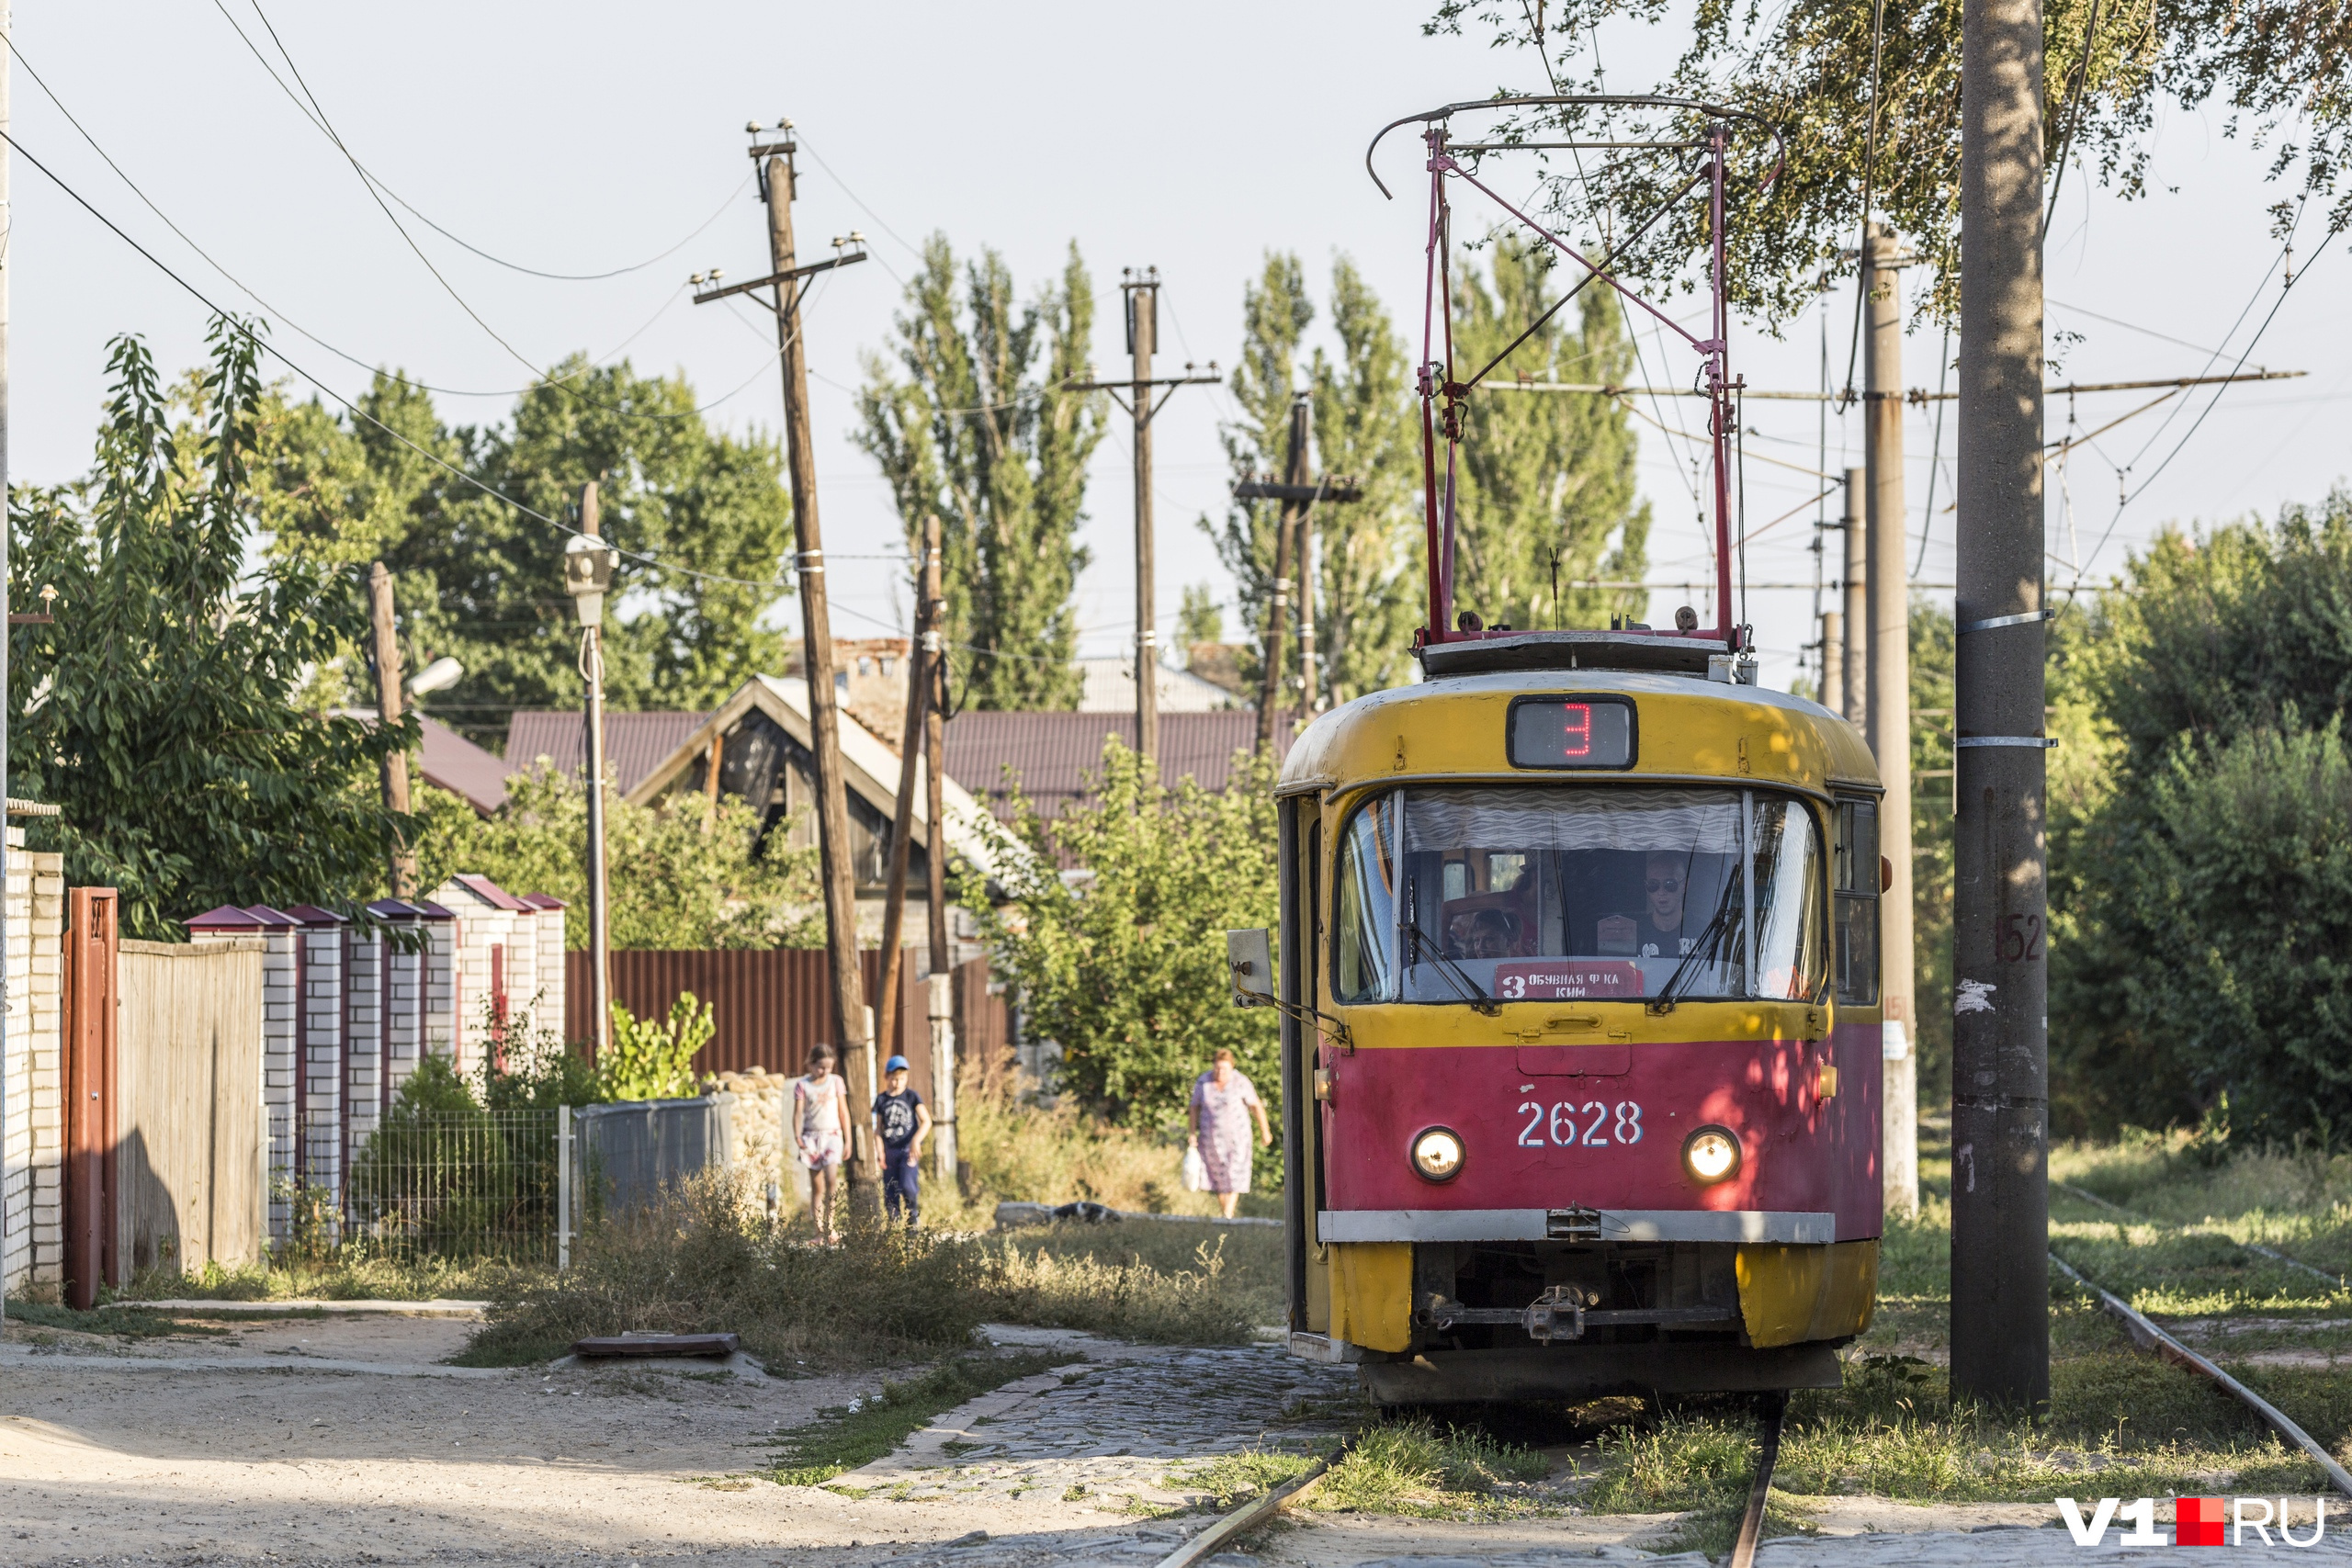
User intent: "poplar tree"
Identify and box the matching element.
[1448,242,1651,631]
[856,238,1105,711]
[1204,255,1424,705]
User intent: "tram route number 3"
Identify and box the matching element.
[1518,1099,1644,1147]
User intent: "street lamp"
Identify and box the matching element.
[563,487,618,1060]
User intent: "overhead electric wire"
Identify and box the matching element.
[210,0,756,424]
[209,0,748,284]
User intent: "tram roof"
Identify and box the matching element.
[1275,667,1879,799]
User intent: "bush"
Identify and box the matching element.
[963,739,1281,1143]
[600,992,714,1101]
[461,1173,993,1368]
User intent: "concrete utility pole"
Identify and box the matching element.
[1072,278,1217,768]
[752,127,876,1190]
[1840,467,1868,728]
[367,564,417,898]
[1819,610,1844,716]
[571,486,615,1063]
[1951,0,2052,1411]
[1864,227,1919,1217]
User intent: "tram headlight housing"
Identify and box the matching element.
[1681,1125,1742,1186]
[1409,1126,1466,1183]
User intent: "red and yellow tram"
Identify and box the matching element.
[1233,96,1879,1404]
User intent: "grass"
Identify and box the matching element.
[1308,1420,1551,1518]
[761,1350,1064,1487]
[1,1300,238,1338]
[456,1172,1283,1371]
[109,1251,534,1304]
[942,1089,1281,1224]
[1561,1118,2352,1551]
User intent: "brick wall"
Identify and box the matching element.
[2,833,67,1295]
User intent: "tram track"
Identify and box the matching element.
[1728,1390,1790,1568]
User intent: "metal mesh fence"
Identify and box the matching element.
[344,1108,561,1265]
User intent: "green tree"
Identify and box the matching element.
[261,359,797,743]
[1449,243,1651,631]
[963,743,1281,1135]
[2047,493,2352,1137]
[1432,0,2352,323]
[1205,254,1425,705]
[8,323,411,940]
[413,767,820,950]
[855,238,1105,710]
[1177,582,1223,649]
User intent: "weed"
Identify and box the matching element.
[984,1231,1261,1345]
[1170,1448,1317,1509]
[761,1351,1062,1486]
[2,1301,232,1339]
[1311,1420,1549,1518]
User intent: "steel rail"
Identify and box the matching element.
[2048,1253,2352,1498]
[1729,1391,1790,1568]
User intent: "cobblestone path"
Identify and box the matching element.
[842,1337,1359,1508]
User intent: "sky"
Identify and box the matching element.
[9,1,2346,700]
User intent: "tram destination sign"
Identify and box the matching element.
[1507,695,1636,770]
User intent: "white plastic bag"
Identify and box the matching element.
[1182,1144,1210,1193]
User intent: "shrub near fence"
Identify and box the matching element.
[344,1059,560,1265]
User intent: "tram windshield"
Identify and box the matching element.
[1331,786,1824,1006]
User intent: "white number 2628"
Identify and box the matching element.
[1516,1099,1643,1148]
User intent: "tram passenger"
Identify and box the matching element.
[1455,907,1521,959]
[1187,1048,1272,1220]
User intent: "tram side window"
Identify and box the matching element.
[1833,798,1880,1005]
[1332,794,1399,1004]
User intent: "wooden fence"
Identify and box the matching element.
[565,950,1011,1108]
[114,937,267,1280]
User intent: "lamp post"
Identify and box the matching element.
[563,485,618,1059]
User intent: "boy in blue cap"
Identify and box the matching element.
[871,1055,931,1225]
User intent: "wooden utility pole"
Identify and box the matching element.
[922,513,950,979]
[874,523,936,1053]
[1257,397,1308,750]
[367,564,417,898]
[1071,276,1217,767]
[1297,482,1321,712]
[1864,226,1919,1218]
[1235,403,1360,753]
[1128,272,1159,765]
[1,0,13,1327]
[1840,467,1868,728]
[695,121,878,1191]
[1951,0,2051,1411]
[917,516,956,1185]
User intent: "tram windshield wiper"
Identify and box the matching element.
[1402,916,1502,1016]
[1647,881,1742,1014]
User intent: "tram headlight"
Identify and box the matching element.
[1409,1126,1465,1183]
[1681,1125,1742,1185]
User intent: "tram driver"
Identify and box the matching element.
[1595,851,1702,960]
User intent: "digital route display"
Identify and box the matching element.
[1507,697,1636,770]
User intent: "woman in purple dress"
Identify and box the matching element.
[1187,1048,1272,1219]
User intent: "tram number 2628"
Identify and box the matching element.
[1517,1100,1644,1148]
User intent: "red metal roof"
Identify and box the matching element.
[282,904,348,925]
[944,711,1290,825]
[449,874,532,912]
[187,905,268,930]
[243,906,300,928]
[520,893,568,910]
[504,710,710,796]
[417,715,512,816]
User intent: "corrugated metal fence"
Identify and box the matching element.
[566,951,1010,1106]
